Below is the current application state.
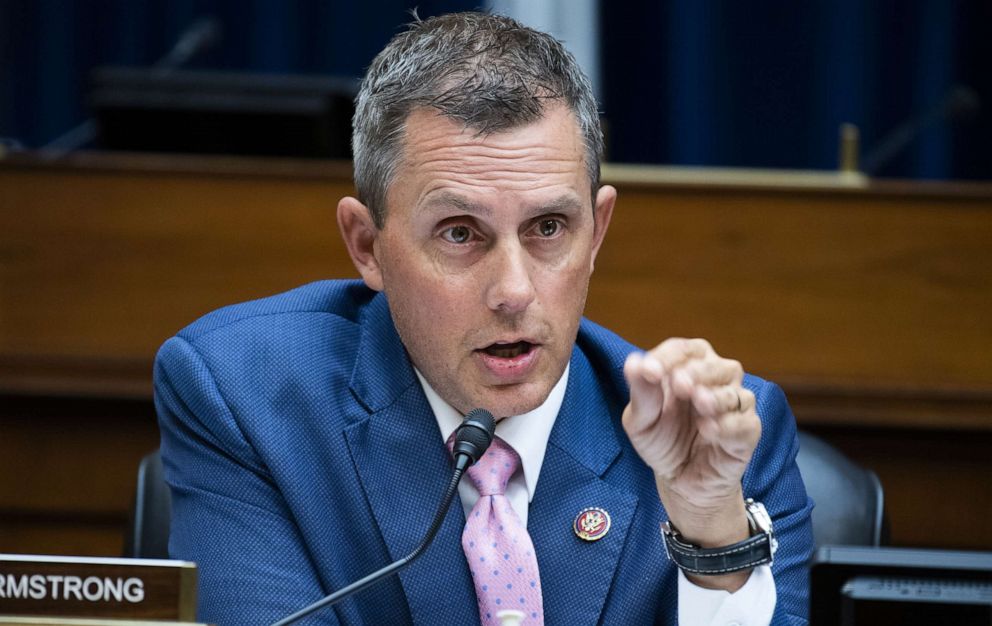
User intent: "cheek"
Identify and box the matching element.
[541,264,593,332]
[535,228,597,272]
[384,255,475,332]
[537,251,593,296]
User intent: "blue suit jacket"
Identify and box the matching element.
[154,280,813,625]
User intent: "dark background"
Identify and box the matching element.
[1,0,989,179]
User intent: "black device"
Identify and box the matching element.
[269,408,497,626]
[89,68,357,159]
[810,545,992,625]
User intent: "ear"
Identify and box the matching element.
[589,184,617,272]
[337,196,384,291]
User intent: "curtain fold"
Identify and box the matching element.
[1,0,987,179]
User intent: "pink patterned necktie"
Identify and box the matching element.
[456,436,544,625]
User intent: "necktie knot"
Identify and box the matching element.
[464,436,519,496]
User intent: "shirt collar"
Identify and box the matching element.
[416,363,569,503]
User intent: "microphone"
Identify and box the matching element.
[270,408,496,626]
[452,408,498,471]
[154,17,223,74]
[41,16,224,156]
[862,84,981,175]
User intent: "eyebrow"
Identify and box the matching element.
[538,194,586,214]
[424,191,585,218]
[426,192,493,217]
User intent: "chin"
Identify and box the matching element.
[483,388,549,419]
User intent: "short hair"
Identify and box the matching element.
[352,11,603,228]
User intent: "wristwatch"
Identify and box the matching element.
[661,498,778,575]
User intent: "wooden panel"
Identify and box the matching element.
[0,155,355,371]
[1,153,991,554]
[587,183,992,391]
[0,521,125,559]
[0,396,160,557]
[2,154,990,428]
[0,400,158,513]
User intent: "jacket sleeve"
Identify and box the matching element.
[154,335,340,626]
[743,376,815,626]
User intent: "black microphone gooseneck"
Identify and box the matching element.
[269,408,496,626]
[862,84,981,175]
[41,16,223,156]
[153,17,223,74]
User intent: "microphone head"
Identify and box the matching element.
[189,17,223,50]
[452,408,496,467]
[157,16,223,71]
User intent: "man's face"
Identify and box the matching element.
[340,104,615,417]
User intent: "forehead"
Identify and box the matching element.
[388,105,590,206]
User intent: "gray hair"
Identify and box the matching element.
[352,11,604,228]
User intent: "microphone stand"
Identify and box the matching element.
[270,408,495,626]
[270,460,468,626]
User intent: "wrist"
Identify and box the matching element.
[685,568,752,592]
[660,498,777,592]
[656,482,749,548]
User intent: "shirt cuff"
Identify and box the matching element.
[677,565,776,626]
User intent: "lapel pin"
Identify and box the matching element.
[573,507,611,542]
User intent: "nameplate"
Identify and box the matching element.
[0,555,196,621]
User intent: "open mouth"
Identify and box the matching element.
[481,341,535,359]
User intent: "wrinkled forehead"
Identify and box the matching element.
[397,104,588,174]
[384,106,591,208]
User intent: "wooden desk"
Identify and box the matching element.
[1,153,990,553]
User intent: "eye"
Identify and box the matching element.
[535,218,563,238]
[440,224,473,244]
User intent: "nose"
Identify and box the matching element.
[485,241,537,314]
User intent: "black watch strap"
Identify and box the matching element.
[661,499,776,575]
[662,525,773,575]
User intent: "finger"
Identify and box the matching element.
[704,409,762,459]
[625,350,665,384]
[671,357,744,396]
[692,385,755,418]
[623,352,666,428]
[691,388,760,455]
[691,385,733,416]
[738,388,756,413]
[646,338,713,375]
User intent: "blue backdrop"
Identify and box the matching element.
[1,0,989,179]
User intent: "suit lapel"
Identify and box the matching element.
[528,349,639,626]
[343,297,640,625]
[343,294,479,625]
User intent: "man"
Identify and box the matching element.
[154,12,813,626]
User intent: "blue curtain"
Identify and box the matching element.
[2,0,989,179]
[601,0,991,179]
[0,0,475,149]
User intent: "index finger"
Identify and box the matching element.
[645,337,713,373]
[623,351,666,422]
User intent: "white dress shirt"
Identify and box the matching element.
[415,364,776,625]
